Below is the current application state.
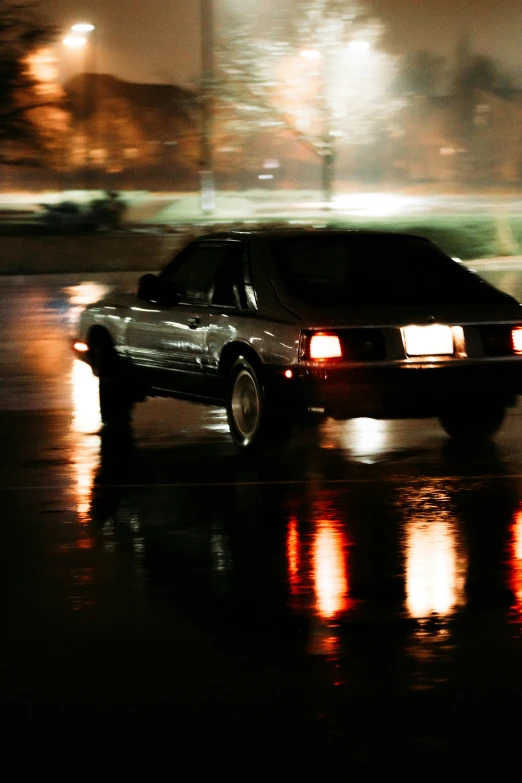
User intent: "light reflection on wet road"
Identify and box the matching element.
[4,270,522,769]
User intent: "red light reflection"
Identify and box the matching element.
[511,508,522,617]
[287,516,301,597]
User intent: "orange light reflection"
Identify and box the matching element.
[287,516,300,597]
[71,359,101,528]
[313,519,349,619]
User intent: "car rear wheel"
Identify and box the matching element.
[226,357,293,452]
[90,334,134,427]
[438,399,507,441]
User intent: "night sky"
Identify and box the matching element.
[41,0,522,87]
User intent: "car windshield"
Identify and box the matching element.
[270,235,507,308]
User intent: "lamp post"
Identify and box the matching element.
[298,47,335,207]
[200,0,215,214]
[299,38,372,208]
[63,23,95,193]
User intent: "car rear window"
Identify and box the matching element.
[270,236,508,307]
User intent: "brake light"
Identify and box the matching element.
[309,333,342,360]
[512,327,522,354]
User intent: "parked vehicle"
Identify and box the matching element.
[40,191,126,232]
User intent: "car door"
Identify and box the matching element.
[126,242,236,398]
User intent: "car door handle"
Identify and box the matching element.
[187,316,201,329]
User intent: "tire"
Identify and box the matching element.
[438,399,506,441]
[226,357,293,452]
[90,334,134,427]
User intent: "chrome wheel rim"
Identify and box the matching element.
[231,370,260,440]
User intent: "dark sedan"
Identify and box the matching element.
[73,228,522,450]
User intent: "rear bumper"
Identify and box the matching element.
[270,360,522,419]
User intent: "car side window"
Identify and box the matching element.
[162,244,232,306]
[211,246,246,309]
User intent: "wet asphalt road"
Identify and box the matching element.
[4,269,522,771]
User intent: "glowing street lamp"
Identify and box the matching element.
[300,49,321,61]
[63,23,96,191]
[297,37,373,207]
[348,39,370,53]
[63,23,95,51]
[71,23,95,33]
[63,35,87,49]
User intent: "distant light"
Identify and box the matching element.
[263,159,280,169]
[349,40,370,53]
[74,341,89,352]
[63,35,86,48]
[284,369,293,379]
[258,174,273,180]
[71,23,95,33]
[334,192,408,218]
[300,49,321,60]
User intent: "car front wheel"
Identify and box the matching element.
[438,399,507,441]
[90,335,134,427]
[226,357,293,452]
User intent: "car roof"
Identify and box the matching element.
[197,227,433,244]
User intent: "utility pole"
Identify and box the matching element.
[200,0,216,213]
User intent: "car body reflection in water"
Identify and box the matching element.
[285,479,468,666]
[78,385,522,676]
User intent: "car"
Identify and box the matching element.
[73,228,522,451]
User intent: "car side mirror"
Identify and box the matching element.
[137,273,159,301]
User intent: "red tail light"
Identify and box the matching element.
[309,333,342,360]
[512,327,522,354]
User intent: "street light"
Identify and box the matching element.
[300,49,321,61]
[298,39,372,207]
[63,35,87,49]
[63,23,95,192]
[71,23,95,34]
[348,40,370,53]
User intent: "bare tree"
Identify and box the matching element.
[213,0,400,203]
[451,46,514,182]
[0,0,60,166]
[396,49,446,97]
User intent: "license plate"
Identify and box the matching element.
[402,324,454,356]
